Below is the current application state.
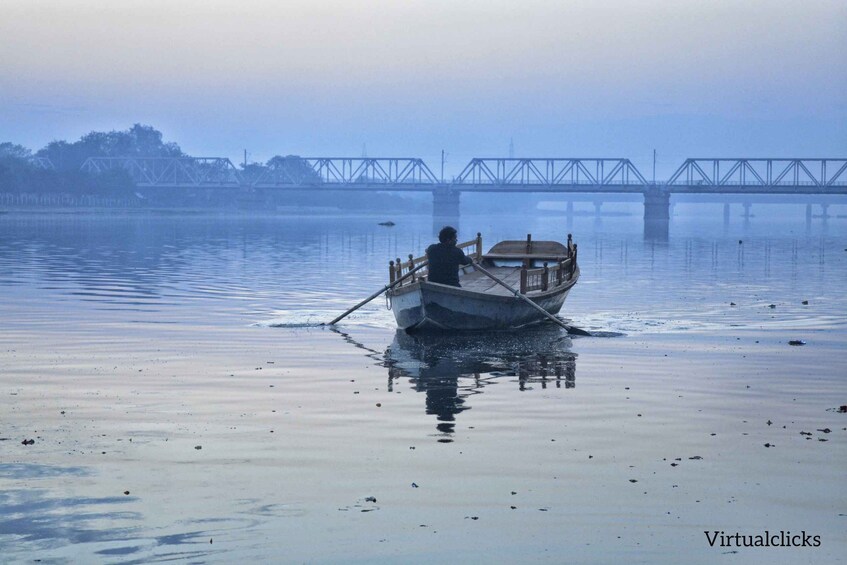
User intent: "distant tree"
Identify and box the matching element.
[0,142,32,160]
[265,155,321,184]
[36,124,185,172]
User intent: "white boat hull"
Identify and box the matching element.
[388,273,576,331]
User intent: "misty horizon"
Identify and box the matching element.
[2,0,845,180]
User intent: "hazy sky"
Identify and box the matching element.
[2,0,845,177]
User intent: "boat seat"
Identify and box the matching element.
[482,253,568,261]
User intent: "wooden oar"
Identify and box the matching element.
[472,262,591,336]
[326,263,427,326]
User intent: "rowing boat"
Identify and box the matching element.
[386,233,579,331]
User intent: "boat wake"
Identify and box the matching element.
[255,308,395,329]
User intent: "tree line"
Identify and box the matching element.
[0,124,424,211]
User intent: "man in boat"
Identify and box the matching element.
[425,226,473,287]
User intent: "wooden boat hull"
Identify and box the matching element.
[388,269,577,331]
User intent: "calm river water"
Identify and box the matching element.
[1,205,845,563]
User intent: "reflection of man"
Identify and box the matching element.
[426,226,473,287]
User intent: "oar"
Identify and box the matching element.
[326,263,427,326]
[472,262,591,336]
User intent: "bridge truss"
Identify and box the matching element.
[81,157,242,186]
[666,159,847,193]
[290,157,438,186]
[453,158,649,191]
[76,156,847,195]
[82,157,440,189]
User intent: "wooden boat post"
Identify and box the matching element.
[542,262,549,291]
[408,254,416,283]
[571,245,578,277]
[389,260,396,284]
[520,266,528,294]
[475,232,483,260]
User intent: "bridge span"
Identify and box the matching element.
[80,155,846,236]
[80,156,847,193]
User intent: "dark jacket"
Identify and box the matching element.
[425,243,473,287]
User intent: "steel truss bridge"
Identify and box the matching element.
[79,156,847,194]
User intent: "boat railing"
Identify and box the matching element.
[520,243,578,293]
[390,233,484,286]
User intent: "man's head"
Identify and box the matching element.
[438,226,458,244]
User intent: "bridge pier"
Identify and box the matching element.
[432,185,460,234]
[643,188,670,241]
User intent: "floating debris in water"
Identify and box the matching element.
[21,439,34,445]
[194,445,202,450]
[788,340,806,346]
[378,221,396,226]
[802,300,809,305]
[365,496,377,503]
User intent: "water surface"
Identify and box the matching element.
[1,207,845,563]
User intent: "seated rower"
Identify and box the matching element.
[426,226,473,287]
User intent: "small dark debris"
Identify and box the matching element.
[788,340,806,346]
[838,405,847,413]
[411,483,419,488]
[378,221,396,227]
[194,445,202,450]
[767,420,772,425]
[123,490,130,495]
[768,304,776,309]
[817,428,831,433]
[818,438,829,442]
[365,496,377,503]
[730,302,736,306]
[510,506,516,509]
[764,443,774,448]
[688,456,702,460]
[802,300,809,305]
[670,463,678,467]
[21,439,35,445]
[376,403,381,407]
[629,479,638,483]
[800,431,812,436]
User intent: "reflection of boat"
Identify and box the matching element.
[383,328,577,439]
[387,233,579,331]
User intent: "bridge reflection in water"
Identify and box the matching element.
[381,327,577,441]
